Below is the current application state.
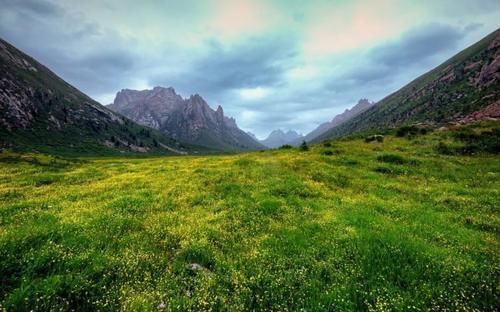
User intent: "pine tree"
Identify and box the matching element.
[299,140,309,151]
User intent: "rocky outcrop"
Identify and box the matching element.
[458,100,500,124]
[107,87,264,151]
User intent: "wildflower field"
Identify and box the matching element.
[0,124,499,311]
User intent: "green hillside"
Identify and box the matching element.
[0,38,197,156]
[315,29,500,142]
[1,121,498,311]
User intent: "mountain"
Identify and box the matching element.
[300,99,375,143]
[0,38,190,155]
[260,129,303,148]
[246,131,259,142]
[314,28,500,142]
[107,88,265,151]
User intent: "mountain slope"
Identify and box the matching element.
[108,87,265,151]
[261,129,303,148]
[314,28,500,142]
[300,99,374,143]
[246,131,260,142]
[0,38,190,155]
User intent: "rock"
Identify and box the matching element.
[457,100,500,124]
[157,302,166,311]
[187,263,205,271]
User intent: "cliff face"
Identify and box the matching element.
[108,87,264,151]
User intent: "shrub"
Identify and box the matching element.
[374,166,404,175]
[377,153,406,164]
[453,128,500,154]
[299,141,309,151]
[436,141,454,155]
[396,125,430,137]
[365,135,384,143]
[279,144,293,149]
[396,125,419,137]
[321,150,334,156]
[323,142,332,147]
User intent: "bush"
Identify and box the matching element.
[377,153,406,164]
[396,125,419,137]
[279,144,293,149]
[323,142,332,147]
[374,166,404,175]
[365,135,384,143]
[396,125,430,137]
[453,128,500,154]
[436,141,455,155]
[321,150,334,156]
[436,128,499,155]
[299,141,309,151]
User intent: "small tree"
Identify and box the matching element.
[299,140,309,151]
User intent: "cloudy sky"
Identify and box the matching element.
[1,0,499,138]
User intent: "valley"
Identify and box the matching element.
[0,3,499,310]
[0,122,498,310]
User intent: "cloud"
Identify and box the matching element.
[150,36,298,99]
[371,23,466,67]
[1,0,63,17]
[325,23,471,94]
[0,1,140,96]
[208,0,274,38]
[239,87,271,101]
[0,0,498,138]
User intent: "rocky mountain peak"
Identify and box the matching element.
[300,98,375,143]
[216,105,224,115]
[356,98,372,109]
[107,87,264,151]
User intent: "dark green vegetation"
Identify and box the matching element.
[315,29,500,142]
[0,38,197,156]
[1,122,498,311]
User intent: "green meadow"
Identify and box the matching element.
[1,124,499,311]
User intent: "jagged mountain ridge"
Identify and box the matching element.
[0,37,188,155]
[314,28,500,142]
[108,87,264,151]
[246,131,260,142]
[260,129,303,148]
[300,99,375,143]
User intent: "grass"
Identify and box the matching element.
[0,123,499,311]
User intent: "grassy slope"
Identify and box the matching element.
[0,38,199,156]
[314,29,500,142]
[0,123,498,311]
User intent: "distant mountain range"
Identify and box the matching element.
[260,129,303,148]
[107,87,264,151]
[314,28,500,142]
[0,38,189,155]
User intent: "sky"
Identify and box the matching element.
[0,0,499,138]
